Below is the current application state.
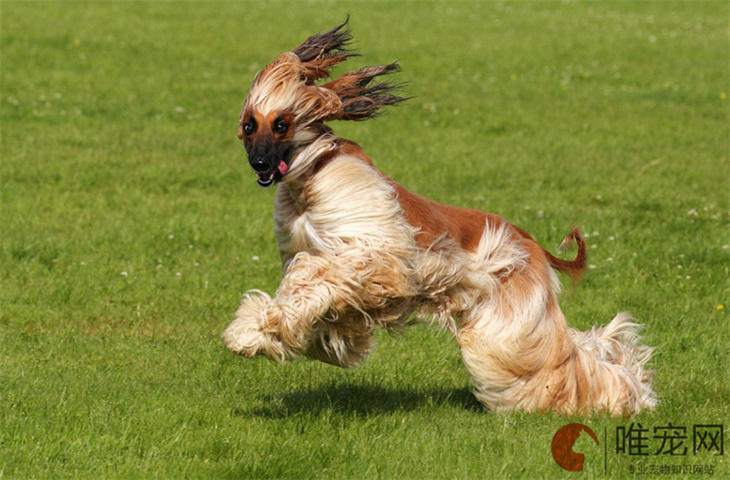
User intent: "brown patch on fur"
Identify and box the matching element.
[310,138,373,176]
[392,185,495,252]
[314,140,510,252]
[319,142,586,276]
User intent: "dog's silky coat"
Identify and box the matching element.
[223,21,656,415]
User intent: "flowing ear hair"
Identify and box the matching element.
[321,62,408,121]
[290,18,409,122]
[292,18,359,82]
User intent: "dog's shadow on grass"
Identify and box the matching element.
[241,382,484,418]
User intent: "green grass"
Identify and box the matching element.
[2,1,728,478]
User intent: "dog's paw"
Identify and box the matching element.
[222,290,287,361]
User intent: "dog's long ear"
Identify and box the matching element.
[292,18,359,82]
[264,18,408,123]
[321,62,409,121]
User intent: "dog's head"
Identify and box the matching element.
[238,19,407,187]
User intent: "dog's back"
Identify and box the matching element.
[223,20,655,416]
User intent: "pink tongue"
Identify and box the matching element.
[278,161,288,175]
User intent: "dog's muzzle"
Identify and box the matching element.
[251,158,288,187]
[247,141,293,188]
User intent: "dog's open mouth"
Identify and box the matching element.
[256,160,289,188]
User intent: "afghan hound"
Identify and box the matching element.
[222,20,656,416]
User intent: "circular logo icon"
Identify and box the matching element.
[551,423,599,472]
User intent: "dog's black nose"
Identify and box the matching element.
[250,157,271,173]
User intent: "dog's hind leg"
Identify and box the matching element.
[454,234,655,415]
[457,302,656,415]
[456,279,655,416]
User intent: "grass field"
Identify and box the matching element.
[2,1,728,478]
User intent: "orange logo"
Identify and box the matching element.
[551,423,599,472]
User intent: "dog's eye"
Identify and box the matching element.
[273,120,289,134]
[242,121,255,136]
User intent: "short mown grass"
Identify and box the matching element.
[2,1,728,479]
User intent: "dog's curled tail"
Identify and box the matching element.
[544,226,587,282]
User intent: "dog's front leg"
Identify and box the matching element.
[222,289,289,361]
[223,250,379,362]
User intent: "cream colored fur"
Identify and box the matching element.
[222,140,656,415]
[224,24,656,415]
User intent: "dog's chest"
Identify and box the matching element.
[273,186,322,259]
[272,156,414,266]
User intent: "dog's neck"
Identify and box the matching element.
[279,128,340,200]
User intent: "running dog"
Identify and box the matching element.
[222,20,656,415]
